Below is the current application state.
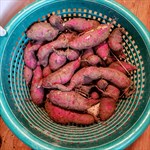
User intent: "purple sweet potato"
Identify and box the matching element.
[49,52,67,71]
[97,79,108,90]
[24,41,42,69]
[49,14,64,31]
[24,65,33,85]
[102,85,120,101]
[37,32,77,67]
[56,66,131,91]
[108,28,125,51]
[69,24,111,50]
[45,101,95,125]
[54,48,79,61]
[109,61,137,74]
[26,22,59,41]
[42,58,80,89]
[95,41,110,60]
[30,65,44,105]
[43,66,52,78]
[99,97,116,121]
[63,18,100,32]
[47,90,99,111]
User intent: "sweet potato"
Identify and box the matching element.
[49,52,66,71]
[49,15,64,31]
[56,66,131,91]
[37,32,77,67]
[90,91,100,99]
[26,22,59,41]
[97,79,108,90]
[109,61,137,74]
[42,58,80,89]
[102,85,120,101]
[30,65,44,105]
[24,41,42,69]
[54,48,79,61]
[45,101,95,125]
[95,41,110,60]
[82,48,94,59]
[47,90,99,111]
[84,55,101,66]
[63,18,100,32]
[69,24,111,50]
[108,28,125,51]
[43,66,52,78]
[24,65,33,85]
[99,97,116,121]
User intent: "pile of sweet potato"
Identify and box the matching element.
[24,15,137,125]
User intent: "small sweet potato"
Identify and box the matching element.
[63,18,100,32]
[84,55,101,66]
[26,22,59,41]
[108,28,125,51]
[49,14,64,31]
[95,41,110,60]
[99,97,116,121]
[69,24,111,50]
[30,65,44,105]
[24,65,33,85]
[47,90,99,111]
[42,58,80,89]
[90,91,100,99]
[45,101,95,125]
[38,32,77,67]
[43,66,52,78]
[49,52,66,71]
[109,61,137,74]
[24,41,42,69]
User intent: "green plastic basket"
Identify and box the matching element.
[0,0,150,149]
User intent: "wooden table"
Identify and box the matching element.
[0,0,149,149]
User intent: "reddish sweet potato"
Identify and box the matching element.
[95,41,110,60]
[97,79,108,90]
[102,85,120,101]
[84,55,101,66]
[45,101,95,125]
[26,22,59,41]
[37,32,77,67]
[90,91,100,99]
[54,48,79,61]
[56,66,131,91]
[63,18,100,32]
[42,58,80,89]
[69,24,111,50]
[24,41,42,69]
[30,65,44,105]
[82,48,94,60]
[99,97,116,121]
[43,66,52,78]
[24,65,33,85]
[49,52,66,71]
[49,15,64,31]
[108,28,125,51]
[109,61,137,74]
[47,90,99,111]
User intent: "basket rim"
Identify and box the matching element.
[0,0,150,149]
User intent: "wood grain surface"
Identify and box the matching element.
[0,0,149,150]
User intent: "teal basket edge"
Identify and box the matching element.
[0,0,150,149]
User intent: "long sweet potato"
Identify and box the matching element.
[63,18,100,32]
[47,90,99,111]
[45,101,95,125]
[49,52,66,71]
[42,58,80,89]
[26,22,59,41]
[69,24,111,50]
[24,41,42,69]
[99,97,116,121]
[30,65,44,105]
[43,66,52,78]
[37,32,76,67]
[55,66,131,91]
